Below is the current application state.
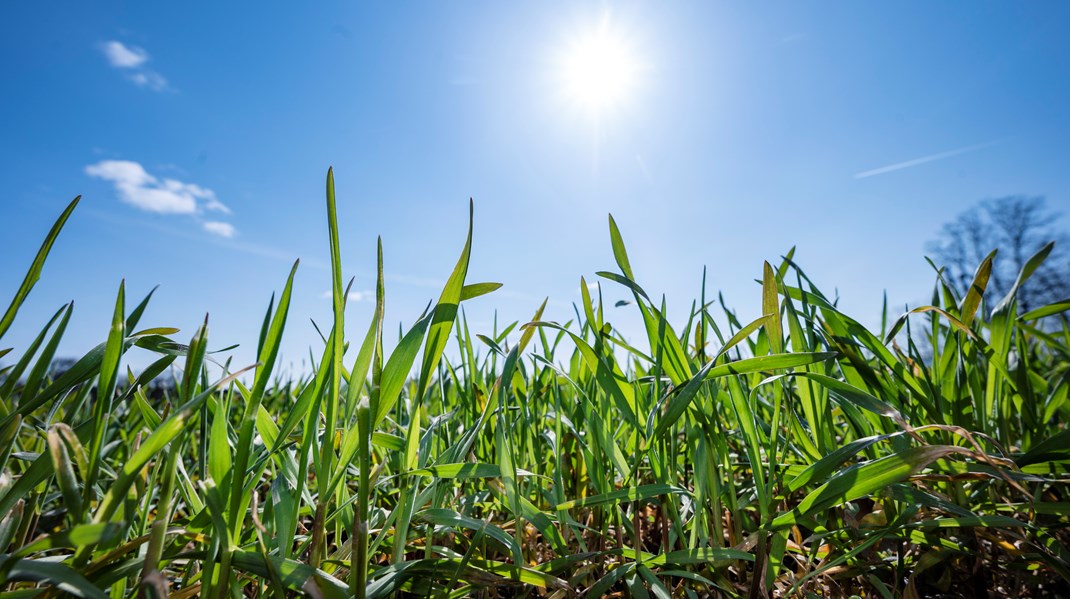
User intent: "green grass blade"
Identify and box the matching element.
[556,484,685,510]
[417,200,474,401]
[771,445,971,530]
[0,196,79,341]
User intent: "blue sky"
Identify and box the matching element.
[2,2,1069,372]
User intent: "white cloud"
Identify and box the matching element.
[101,41,148,68]
[203,221,236,238]
[86,160,229,215]
[202,197,232,214]
[128,71,169,92]
[320,290,372,302]
[99,40,170,92]
[86,160,236,236]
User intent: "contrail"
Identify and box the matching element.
[854,140,1002,179]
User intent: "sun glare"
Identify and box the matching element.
[559,17,641,115]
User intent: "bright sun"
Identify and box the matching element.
[559,17,641,115]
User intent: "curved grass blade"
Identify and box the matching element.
[0,196,79,341]
[1020,298,1070,321]
[417,199,475,402]
[460,282,502,301]
[227,260,298,538]
[771,445,972,530]
[705,352,837,380]
[417,508,521,560]
[556,484,685,510]
[3,558,106,599]
[651,313,771,440]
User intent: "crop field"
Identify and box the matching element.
[1,171,1069,598]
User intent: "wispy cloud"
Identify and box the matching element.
[127,71,169,92]
[102,41,148,68]
[203,221,236,238]
[320,289,372,302]
[99,40,170,91]
[854,140,1002,179]
[85,160,226,214]
[81,206,323,268]
[85,159,236,236]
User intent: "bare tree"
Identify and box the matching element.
[927,196,1070,313]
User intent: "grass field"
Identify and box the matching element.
[1,170,1069,598]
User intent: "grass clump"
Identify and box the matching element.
[1,170,1069,598]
